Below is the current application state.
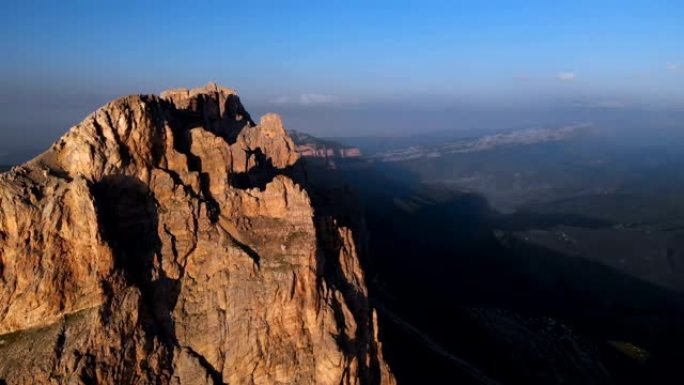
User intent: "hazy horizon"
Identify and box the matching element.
[2,1,683,147]
[3,3,684,384]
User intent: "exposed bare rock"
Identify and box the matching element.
[0,83,394,385]
[290,131,362,159]
[297,145,362,159]
[289,131,364,171]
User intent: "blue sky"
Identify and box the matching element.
[1,0,683,146]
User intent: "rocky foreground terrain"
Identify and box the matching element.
[0,83,394,385]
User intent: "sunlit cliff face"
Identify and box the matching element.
[0,83,395,385]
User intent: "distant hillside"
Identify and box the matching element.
[368,124,594,162]
[289,130,362,158]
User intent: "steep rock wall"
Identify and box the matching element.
[0,83,394,385]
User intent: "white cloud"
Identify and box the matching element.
[273,93,340,106]
[667,62,681,71]
[590,100,624,108]
[573,100,625,109]
[556,72,576,81]
[273,95,292,104]
[299,93,339,105]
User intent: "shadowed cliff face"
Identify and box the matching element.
[0,83,395,385]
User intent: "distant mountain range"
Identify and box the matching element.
[367,124,594,162]
[290,130,362,159]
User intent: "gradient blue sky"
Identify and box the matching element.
[1,0,683,148]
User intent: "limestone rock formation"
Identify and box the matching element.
[0,83,394,385]
[290,131,362,159]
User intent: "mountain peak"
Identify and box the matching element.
[0,85,394,385]
[160,82,238,100]
[18,84,296,185]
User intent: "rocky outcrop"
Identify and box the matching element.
[297,146,362,159]
[290,131,362,159]
[289,131,363,171]
[0,83,394,385]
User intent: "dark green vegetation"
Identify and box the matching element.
[309,127,684,384]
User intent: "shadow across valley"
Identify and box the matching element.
[308,161,684,385]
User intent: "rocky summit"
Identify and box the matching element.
[0,83,394,385]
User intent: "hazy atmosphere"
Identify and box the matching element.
[2,1,683,149]
[2,3,684,384]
